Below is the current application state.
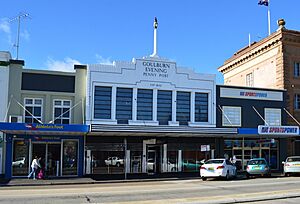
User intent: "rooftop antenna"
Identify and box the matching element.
[150,17,158,58]
[9,12,30,60]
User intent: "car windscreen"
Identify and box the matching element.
[287,157,300,162]
[248,160,266,165]
[205,160,224,164]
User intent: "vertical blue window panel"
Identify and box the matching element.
[176,91,190,125]
[195,93,208,122]
[116,88,133,124]
[157,90,172,125]
[94,86,112,119]
[137,89,153,120]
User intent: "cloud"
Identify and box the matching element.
[95,54,113,65]
[0,18,11,34]
[20,29,30,41]
[45,57,81,72]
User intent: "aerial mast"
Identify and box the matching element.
[9,12,30,59]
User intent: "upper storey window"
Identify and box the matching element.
[116,88,133,124]
[24,98,43,123]
[137,89,153,120]
[246,72,253,87]
[294,62,300,77]
[94,86,112,119]
[157,90,172,125]
[176,91,190,125]
[195,93,208,122]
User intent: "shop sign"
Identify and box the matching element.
[0,122,89,133]
[258,125,299,135]
[220,87,283,101]
[201,145,210,152]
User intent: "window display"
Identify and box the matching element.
[12,140,29,176]
[62,140,78,175]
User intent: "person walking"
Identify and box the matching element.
[27,156,41,180]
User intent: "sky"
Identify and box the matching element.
[1,1,300,84]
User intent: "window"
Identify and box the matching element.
[116,88,133,124]
[24,98,42,123]
[157,90,172,125]
[294,62,300,77]
[222,106,241,126]
[176,91,190,125]
[246,73,253,87]
[265,108,281,126]
[53,100,71,124]
[195,93,208,122]
[137,89,153,120]
[94,86,112,119]
[295,94,300,110]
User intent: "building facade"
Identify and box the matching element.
[0,54,89,179]
[0,52,11,176]
[218,19,300,155]
[216,85,290,171]
[84,55,238,178]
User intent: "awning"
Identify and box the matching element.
[0,122,89,136]
[88,124,237,137]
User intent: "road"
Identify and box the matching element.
[1,176,300,203]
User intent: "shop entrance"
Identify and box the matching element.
[32,143,61,177]
[146,145,161,174]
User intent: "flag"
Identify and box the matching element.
[258,0,269,6]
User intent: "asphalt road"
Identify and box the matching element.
[1,176,300,203]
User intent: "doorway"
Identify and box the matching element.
[32,143,61,177]
[146,145,161,174]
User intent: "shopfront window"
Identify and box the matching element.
[90,143,125,174]
[224,139,279,170]
[12,139,29,176]
[62,140,78,176]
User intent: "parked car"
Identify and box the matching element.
[200,159,236,181]
[282,156,300,176]
[12,157,26,167]
[246,158,271,178]
[105,157,124,167]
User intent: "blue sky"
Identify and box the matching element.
[1,1,300,84]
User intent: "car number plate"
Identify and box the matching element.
[253,166,260,169]
[208,167,214,171]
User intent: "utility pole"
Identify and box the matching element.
[9,12,30,60]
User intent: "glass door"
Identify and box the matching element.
[32,143,46,171]
[47,144,61,177]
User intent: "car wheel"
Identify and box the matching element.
[171,167,177,172]
[19,164,23,168]
[284,173,290,177]
[246,173,250,179]
[116,162,120,167]
[202,177,207,181]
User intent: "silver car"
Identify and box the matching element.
[282,156,300,176]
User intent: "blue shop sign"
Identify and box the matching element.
[0,122,89,133]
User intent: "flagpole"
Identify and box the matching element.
[268,0,271,35]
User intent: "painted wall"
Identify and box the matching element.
[86,57,216,127]
[216,85,287,128]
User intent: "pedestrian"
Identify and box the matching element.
[27,156,41,180]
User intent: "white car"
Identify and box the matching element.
[12,157,26,167]
[282,156,300,176]
[200,159,236,181]
[105,157,124,167]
